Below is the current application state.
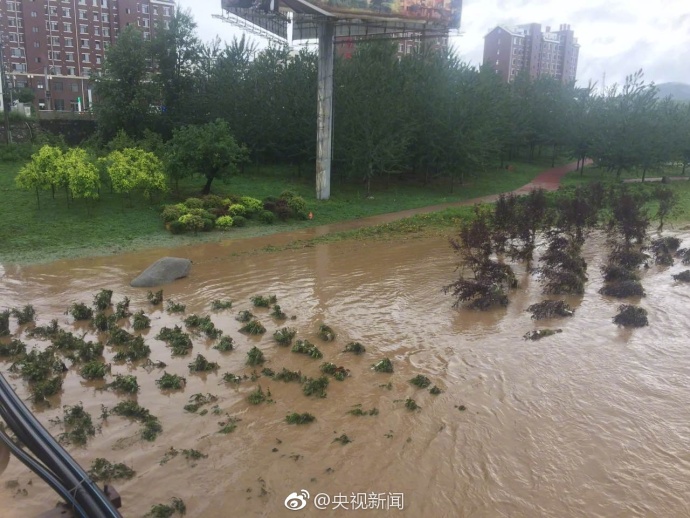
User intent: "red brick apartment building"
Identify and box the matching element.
[0,0,174,113]
[483,23,579,83]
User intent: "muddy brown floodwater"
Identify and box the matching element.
[2,231,690,518]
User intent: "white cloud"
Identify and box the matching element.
[179,0,690,86]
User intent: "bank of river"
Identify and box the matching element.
[2,230,690,517]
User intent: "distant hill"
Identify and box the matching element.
[655,82,690,102]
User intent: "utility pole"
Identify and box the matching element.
[315,19,334,200]
[0,32,11,144]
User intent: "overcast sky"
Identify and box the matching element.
[178,0,690,89]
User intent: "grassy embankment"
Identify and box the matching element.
[0,158,562,264]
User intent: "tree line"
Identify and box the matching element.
[90,10,690,194]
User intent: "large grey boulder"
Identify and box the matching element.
[130,257,192,288]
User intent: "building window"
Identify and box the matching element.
[79,10,87,20]
[82,53,90,62]
[125,8,131,14]
[53,81,64,91]
[80,39,89,48]
[164,20,170,29]
[33,41,40,48]
[94,27,101,36]
[62,7,71,17]
[8,17,17,27]
[12,63,27,72]
[64,22,72,32]
[80,25,88,34]
[49,51,62,60]
[7,1,18,11]
[142,5,149,14]
[65,38,74,47]
[31,10,37,17]
[67,67,76,75]
[163,6,171,16]
[143,32,150,41]
[103,28,110,37]
[10,48,24,57]
[51,36,60,46]
[96,56,102,64]
[101,13,109,23]
[101,0,108,6]
[103,41,110,48]
[71,100,80,111]
[94,41,101,50]
[78,0,85,4]
[54,99,65,111]
[66,52,75,61]
[82,67,91,76]
[32,27,39,33]
[153,6,158,15]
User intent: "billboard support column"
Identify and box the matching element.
[316,19,334,200]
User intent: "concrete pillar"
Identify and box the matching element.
[316,20,335,200]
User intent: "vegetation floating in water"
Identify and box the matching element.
[246,346,265,366]
[27,319,60,338]
[372,358,393,373]
[112,401,162,441]
[409,375,431,388]
[156,326,193,356]
[344,342,366,354]
[0,339,27,357]
[155,371,186,390]
[613,304,649,327]
[523,329,563,341]
[317,323,336,341]
[91,312,114,332]
[650,236,681,265]
[527,300,574,320]
[112,336,151,362]
[0,310,11,336]
[218,416,241,434]
[285,412,315,424]
[348,405,379,416]
[429,386,442,395]
[88,458,136,482]
[147,290,163,305]
[114,297,131,320]
[222,372,243,384]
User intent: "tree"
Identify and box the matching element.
[105,148,167,202]
[166,119,248,194]
[15,145,64,207]
[61,148,100,202]
[93,26,157,140]
[151,8,202,129]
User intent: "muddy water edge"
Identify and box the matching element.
[1,233,690,518]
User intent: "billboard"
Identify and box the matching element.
[222,0,462,29]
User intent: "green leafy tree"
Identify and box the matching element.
[61,148,100,202]
[166,119,248,194]
[15,145,66,207]
[93,26,157,140]
[105,148,167,202]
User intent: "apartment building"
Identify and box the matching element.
[0,0,174,113]
[483,23,579,84]
[335,33,448,60]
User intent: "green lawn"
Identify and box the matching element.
[0,157,565,264]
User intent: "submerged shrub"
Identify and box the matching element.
[235,310,254,322]
[112,336,151,362]
[69,302,93,321]
[114,297,131,319]
[105,374,139,394]
[246,346,265,366]
[211,299,233,310]
[11,305,36,325]
[372,358,393,373]
[650,236,681,266]
[88,458,136,482]
[273,327,296,346]
[274,368,303,383]
[0,339,26,357]
[60,403,95,446]
[132,310,151,331]
[250,294,276,308]
[302,376,329,398]
[247,385,270,405]
[240,319,266,335]
[93,290,113,311]
[147,290,163,305]
[320,362,349,381]
[188,354,219,372]
[0,310,10,336]
[213,336,234,351]
[286,412,315,424]
[613,305,648,327]
[601,263,640,282]
[344,342,366,354]
[155,371,186,390]
[527,300,574,320]
[166,300,186,313]
[523,329,563,341]
[599,280,645,298]
[672,270,690,282]
[291,339,322,359]
[28,319,60,338]
[270,304,286,319]
[156,325,192,356]
[317,323,336,341]
[79,361,109,380]
[409,375,431,388]
[184,393,218,413]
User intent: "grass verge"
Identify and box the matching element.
[0,157,564,264]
